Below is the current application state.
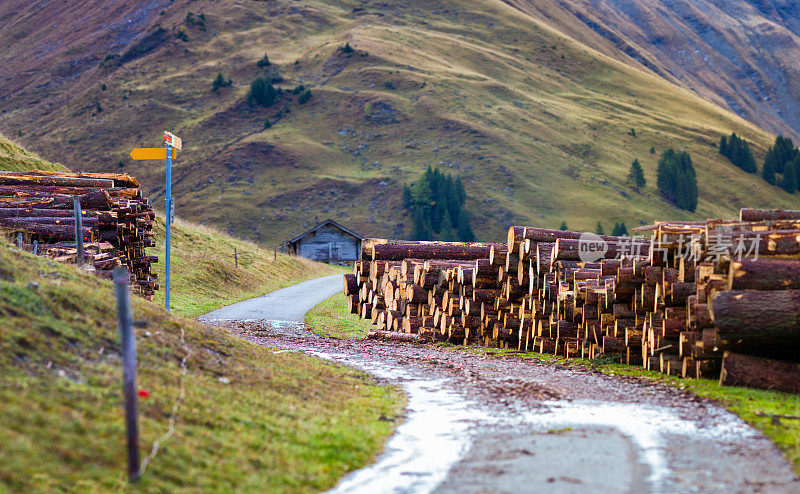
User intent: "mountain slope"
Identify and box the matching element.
[1,0,799,245]
[0,133,66,172]
[508,0,800,140]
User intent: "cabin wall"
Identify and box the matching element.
[294,225,359,262]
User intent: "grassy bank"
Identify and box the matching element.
[149,216,343,317]
[305,291,373,339]
[0,243,403,492]
[319,292,800,472]
[0,133,66,172]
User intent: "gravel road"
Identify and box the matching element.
[201,275,800,494]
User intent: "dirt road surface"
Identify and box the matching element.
[200,275,800,494]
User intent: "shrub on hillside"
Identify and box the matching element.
[656,148,698,212]
[298,89,312,104]
[247,76,278,107]
[257,54,271,68]
[212,73,232,92]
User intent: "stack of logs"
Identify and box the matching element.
[0,170,158,299]
[343,208,800,393]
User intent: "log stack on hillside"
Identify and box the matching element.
[345,208,800,393]
[0,170,158,299]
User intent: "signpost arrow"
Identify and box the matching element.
[129,132,182,312]
[130,148,177,160]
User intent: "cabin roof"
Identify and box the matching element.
[286,219,363,245]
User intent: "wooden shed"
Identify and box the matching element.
[285,219,362,263]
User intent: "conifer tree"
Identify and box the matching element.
[403,167,475,241]
[762,154,777,185]
[627,159,646,191]
[559,221,568,231]
[781,160,798,194]
[595,222,604,235]
[657,149,698,212]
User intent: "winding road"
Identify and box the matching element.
[200,275,800,494]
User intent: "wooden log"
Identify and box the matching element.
[710,290,800,348]
[728,258,800,291]
[739,208,800,222]
[720,351,800,393]
[371,242,499,261]
[343,274,359,296]
[552,238,650,261]
[367,330,429,343]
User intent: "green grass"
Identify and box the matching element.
[149,216,344,317]
[0,133,66,172]
[305,291,374,339]
[0,242,404,492]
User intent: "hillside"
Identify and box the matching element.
[510,0,800,141]
[0,239,401,491]
[0,133,66,172]
[2,0,800,245]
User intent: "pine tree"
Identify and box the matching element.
[611,222,628,236]
[627,159,646,191]
[457,209,476,241]
[762,153,777,185]
[719,132,757,173]
[657,148,698,212]
[781,160,798,194]
[763,135,798,175]
[559,221,568,231]
[595,222,604,235]
[404,168,474,241]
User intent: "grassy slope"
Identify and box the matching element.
[0,133,66,172]
[149,215,343,317]
[305,292,374,340]
[3,0,800,246]
[0,242,403,491]
[312,290,800,472]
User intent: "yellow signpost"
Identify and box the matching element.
[129,148,177,160]
[129,132,182,311]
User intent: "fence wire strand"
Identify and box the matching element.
[138,325,191,476]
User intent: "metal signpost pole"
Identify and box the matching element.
[165,143,172,312]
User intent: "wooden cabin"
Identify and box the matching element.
[285,219,362,263]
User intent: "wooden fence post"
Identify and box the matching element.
[234,248,238,269]
[113,267,140,482]
[33,240,38,256]
[274,245,277,261]
[16,232,22,249]
[73,196,84,266]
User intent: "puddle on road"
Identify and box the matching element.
[309,350,490,494]
[521,400,756,492]
[307,350,759,494]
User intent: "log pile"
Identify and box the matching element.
[345,208,800,393]
[0,170,158,299]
